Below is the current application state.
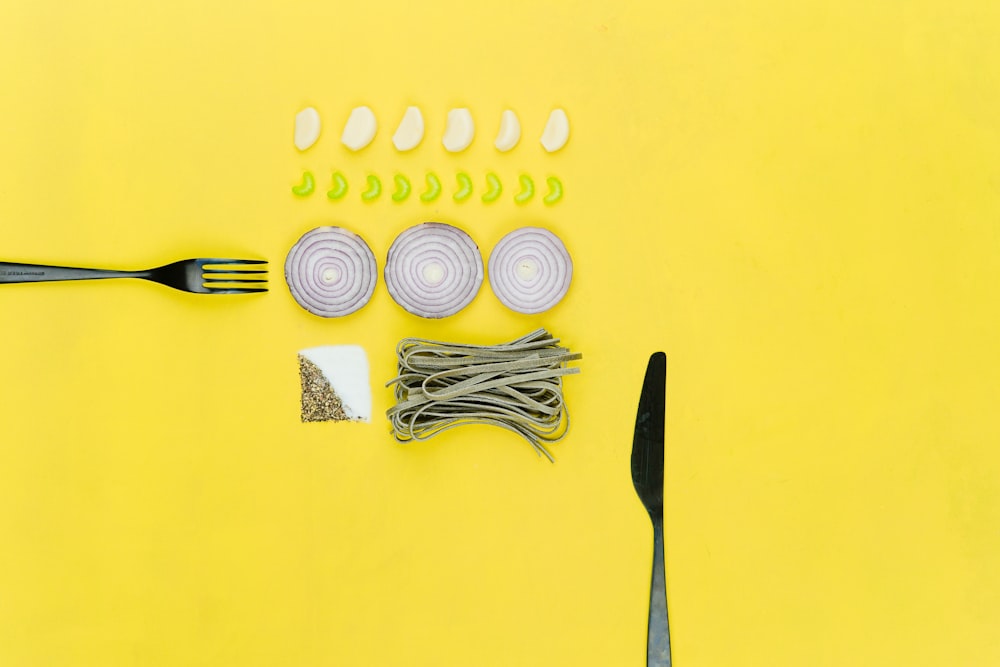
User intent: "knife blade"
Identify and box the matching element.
[631,351,671,667]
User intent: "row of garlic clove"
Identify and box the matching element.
[294,106,570,154]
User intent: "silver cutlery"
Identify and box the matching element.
[0,258,268,294]
[631,351,671,666]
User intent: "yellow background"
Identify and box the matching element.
[2,1,999,665]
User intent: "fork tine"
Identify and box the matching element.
[200,260,267,273]
[203,277,268,283]
[204,287,269,294]
[201,258,268,265]
[202,268,269,274]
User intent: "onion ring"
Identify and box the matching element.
[488,227,572,314]
[384,222,484,318]
[284,226,377,317]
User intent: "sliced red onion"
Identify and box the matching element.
[384,222,484,318]
[488,227,572,314]
[285,226,377,317]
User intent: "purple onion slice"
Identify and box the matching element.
[384,222,484,318]
[285,226,377,317]
[488,227,573,314]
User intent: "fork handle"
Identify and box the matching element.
[0,262,148,284]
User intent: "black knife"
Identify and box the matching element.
[631,352,671,666]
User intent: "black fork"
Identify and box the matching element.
[0,258,268,294]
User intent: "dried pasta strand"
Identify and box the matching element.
[386,329,581,461]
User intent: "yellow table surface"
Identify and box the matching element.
[2,1,999,665]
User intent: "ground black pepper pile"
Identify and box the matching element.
[298,354,349,422]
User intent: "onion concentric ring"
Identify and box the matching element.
[488,227,572,314]
[284,226,377,317]
[384,222,484,318]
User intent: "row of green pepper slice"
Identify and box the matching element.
[292,171,563,205]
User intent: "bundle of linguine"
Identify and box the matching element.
[386,329,581,461]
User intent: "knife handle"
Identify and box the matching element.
[647,513,672,667]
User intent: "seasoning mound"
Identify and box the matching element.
[297,345,372,423]
[299,355,349,422]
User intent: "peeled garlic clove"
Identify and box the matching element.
[392,106,424,152]
[294,107,321,151]
[341,106,378,151]
[494,109,521,152]
[540,108,570,153]
[442,108,475,153]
